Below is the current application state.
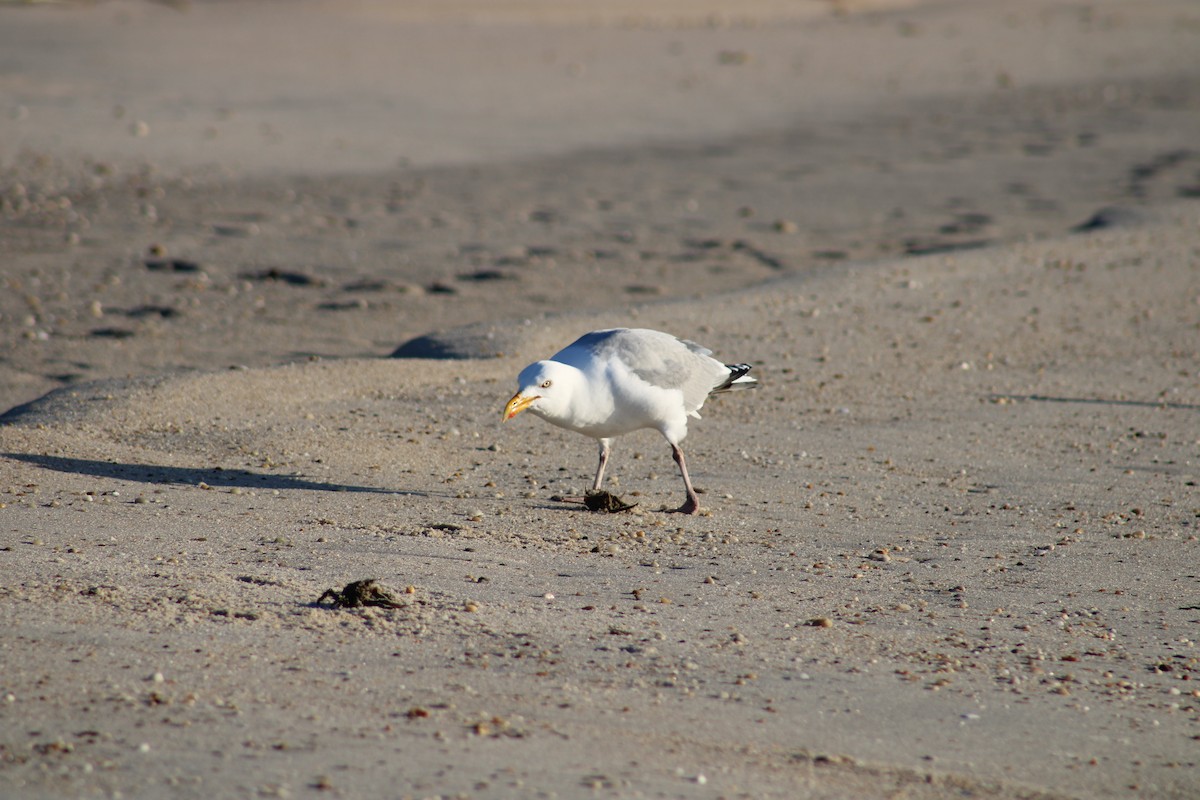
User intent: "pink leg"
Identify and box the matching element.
[670,443,701,515]
[592,438,612,491]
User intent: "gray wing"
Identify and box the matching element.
[557,328,728,411]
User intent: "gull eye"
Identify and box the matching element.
[540,380,552,389]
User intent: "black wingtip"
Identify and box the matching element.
[714,363,757,392]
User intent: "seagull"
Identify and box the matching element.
[503,328,757,514]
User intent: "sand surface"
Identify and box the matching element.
[1,1,1199,798]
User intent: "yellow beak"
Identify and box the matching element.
[503,392,538,421]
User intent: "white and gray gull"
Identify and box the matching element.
[503,328,757,514]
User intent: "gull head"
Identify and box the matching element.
[503,360,576,422]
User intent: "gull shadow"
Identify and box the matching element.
[2,453,422,496]
[987,394,1200,412]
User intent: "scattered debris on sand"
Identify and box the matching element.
[316,579,406,609]
[583,490,637,513]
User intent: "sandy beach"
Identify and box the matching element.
[2,1,1199,798]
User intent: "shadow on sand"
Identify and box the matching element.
[2,453,421,496]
